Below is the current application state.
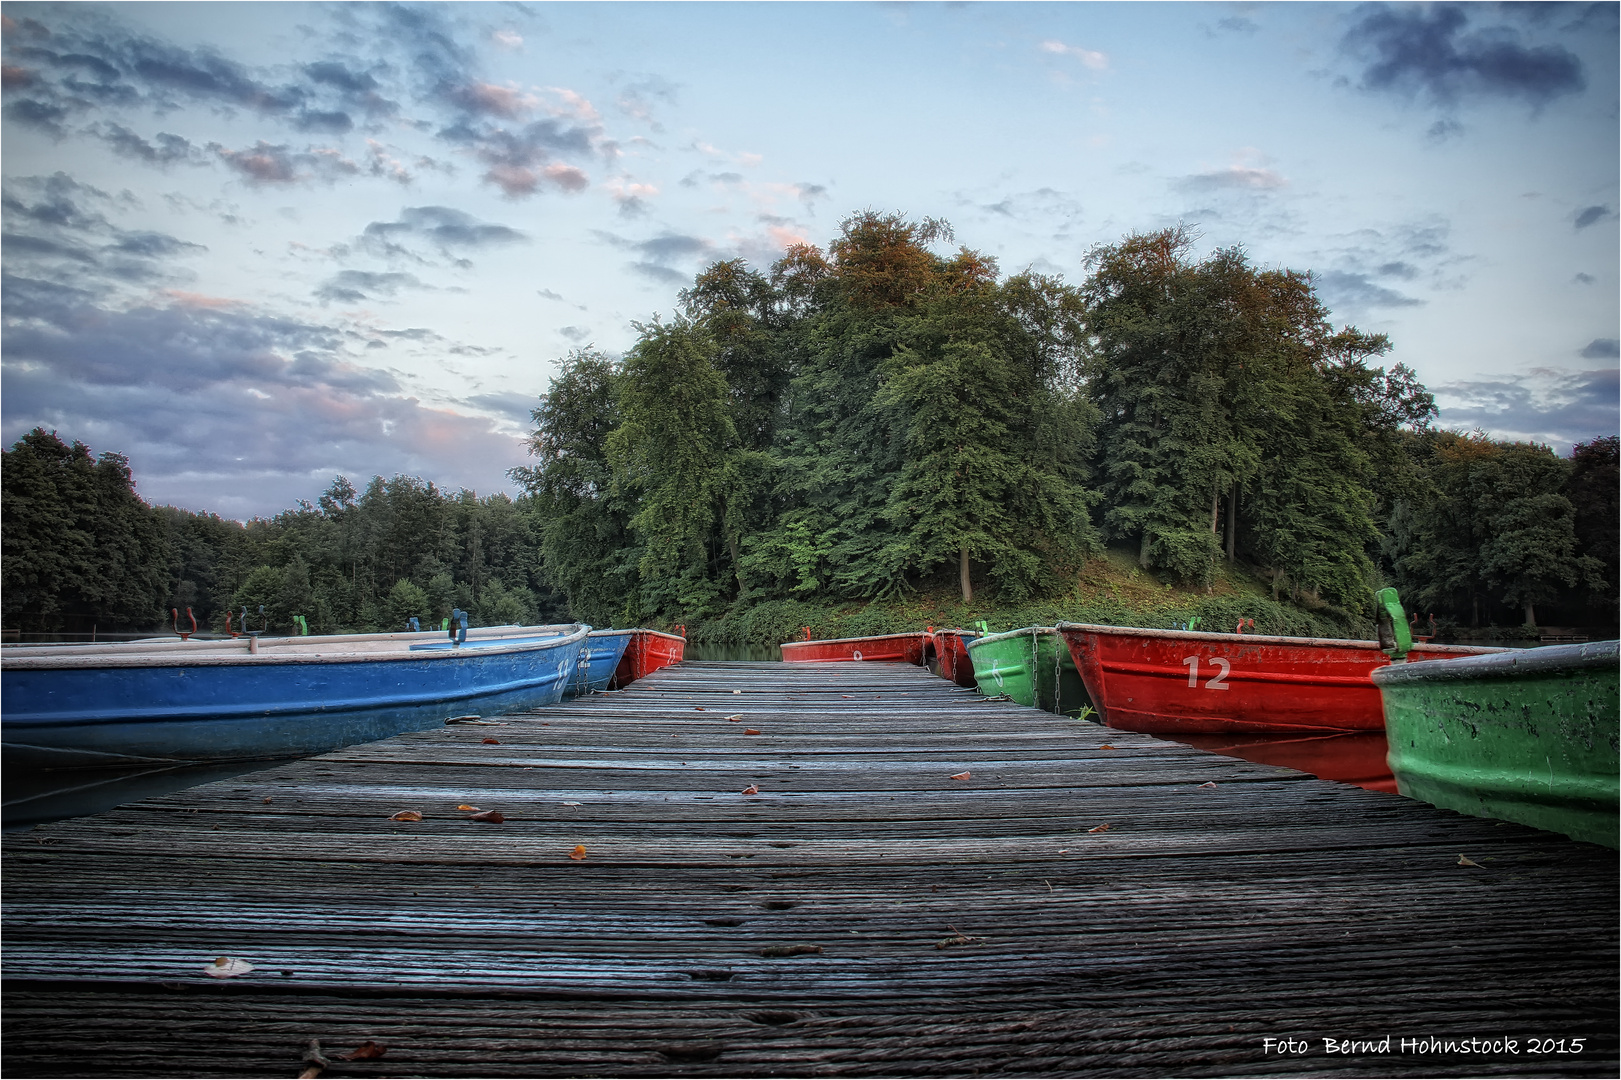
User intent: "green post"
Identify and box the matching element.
[1374,587,1412,661]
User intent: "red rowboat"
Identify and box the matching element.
[779,631,928,665]
[1055,622,1503,734]
[927,628,979,687]
[609,628,686,688]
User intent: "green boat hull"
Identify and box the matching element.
[967,627,1091,717]
[1373,640,1619,847]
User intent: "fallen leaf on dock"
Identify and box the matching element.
[561,801,582,807]
[724,714,744,721]
[203,956,254,978]
[570,844,588,860]
[760,944,822,958]
[456,804,479,811]
[1457,854,1483,867]
[935,926,983,949]
[1098,744,1116,750]
[744,728,762,735]
[261,796,273,804]
[389,810,423,822]
[741,785,759,795]
[481,737,500,745]
[338,1042,387,1061]
[949,771,971,781]
[1088,823,1111,833]
[695,706,706,711]
[469,810,505,823]
[1197,781,1218,788]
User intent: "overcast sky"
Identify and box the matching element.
[3,1,1616,520]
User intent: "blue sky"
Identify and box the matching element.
[3,1,1616,519]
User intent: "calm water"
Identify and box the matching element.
[3,758,299,831]
[1157,731,1396,793]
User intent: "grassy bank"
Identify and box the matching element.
[686,548,1379,646]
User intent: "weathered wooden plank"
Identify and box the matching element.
[4,660,1615,1077]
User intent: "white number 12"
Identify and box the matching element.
[1182,655,1231,690]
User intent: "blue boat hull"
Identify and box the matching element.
[2,633,587,768]
[567,631,634,696]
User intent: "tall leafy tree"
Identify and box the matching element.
[2,428,171,634]
[511,347,632,625]
[607,317,739,619]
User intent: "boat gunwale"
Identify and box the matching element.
[1,624,591,670]
[965,626,1063,650]
[1373,639,1618,685]
[1054,621,1508,656]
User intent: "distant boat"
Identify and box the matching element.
[779,631,929,665]
[966,626,1091,716]
[567,629,634,696]
[1055,622,1502,735]
[1374,639,1619,847]
[609,628,687,688]
[928,627,980,687]
[1,623,590,768]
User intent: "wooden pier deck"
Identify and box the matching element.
[3,661,1616,1077]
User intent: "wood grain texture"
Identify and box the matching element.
[4,661,1615,1077]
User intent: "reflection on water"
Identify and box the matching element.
[3,759,298,831]
[1160,731,1397,793]
[683,642,782,662]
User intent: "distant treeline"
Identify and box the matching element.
[2,212,1615,638]
[2,432,560,637]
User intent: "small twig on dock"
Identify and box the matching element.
[297,1039,330,1079]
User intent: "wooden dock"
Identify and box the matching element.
[4,661,1616,1077]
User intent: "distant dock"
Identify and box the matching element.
[4,661,1615,1076]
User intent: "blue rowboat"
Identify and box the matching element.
[567,629,634,696]
[1,623,590,768]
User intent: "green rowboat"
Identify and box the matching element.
[1372,640,1619,847]
[966,626,1092,717]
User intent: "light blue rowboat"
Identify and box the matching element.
[0,623,590,768]
[567,629,634,696]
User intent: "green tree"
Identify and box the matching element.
[608,316,738,619]
[2,428,172,635]
[511,348,634,624]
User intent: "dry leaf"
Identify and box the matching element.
[744,728,762,735]
[694,706,706,711]
[1088,823,1111,833]
[338,1042,387,1061]
[741,785,759,795]
[456,804,479,811]
[1098,744,1115,750]
[261,796,273,804]
[1457,854,1483,868]
[724,714,744,721]
[949,771,971,781]
[760,944,822,958]
[389,810,423,821]
[469,810,505,823]
[1197,781,1218,789]
[569,844,588,861]
[481,737,500,745]
[203,956,254,978]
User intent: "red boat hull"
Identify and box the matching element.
[609,629,685,688]
[929,629,979,687]
[1056,623,1502,734]
[779,632,928,665]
